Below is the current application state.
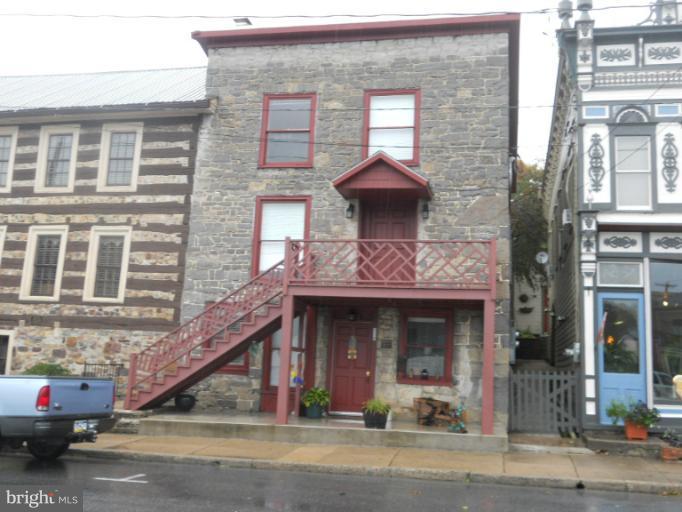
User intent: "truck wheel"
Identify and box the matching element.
[26,441,70,461]
[174,394,196,412]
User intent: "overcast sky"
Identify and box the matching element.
[0,1,658,164]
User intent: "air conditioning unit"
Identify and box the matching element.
[562,209,573,226]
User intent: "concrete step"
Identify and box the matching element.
[137,414,508,453]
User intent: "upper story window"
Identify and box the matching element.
[615,136,652,210]
[83,226,132,303]
[616,108,648,124]
[583,106,609,119]
[364,90,420,165]
[655,103,681,117]
[35,125,79,193]
[20,225,69,302]
[259,94,316,168]
[97,123,143,192]
[0,127,18,193]
[0,225,6,268]
[254,197,309,273]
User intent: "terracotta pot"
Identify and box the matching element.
[624,420,648,441]
[662,446,682,462]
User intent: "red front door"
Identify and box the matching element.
[330,321,375,413]
[359,199,417,283]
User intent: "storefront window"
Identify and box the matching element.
[651,261,682,406]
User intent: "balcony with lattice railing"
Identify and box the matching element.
[284,238,496,298]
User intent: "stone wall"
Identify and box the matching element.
[6,325,164,379]
[182,31,513,423]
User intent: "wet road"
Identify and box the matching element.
[0,453,681,511]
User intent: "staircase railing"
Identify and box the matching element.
[126,261,285,406]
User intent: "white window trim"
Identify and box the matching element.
[96,123,143,193]
[614,136,652,211]
[19,225,69,302]
[35,125,80,193]
[0,329,14,375]
[0,226,6,268]
[83,225,132,303]
[582,106,609,119]
[597,261,644,288]
[0,127,18,193]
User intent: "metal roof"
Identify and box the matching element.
[0,67,207,112]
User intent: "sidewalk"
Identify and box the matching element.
[69,433,682,495]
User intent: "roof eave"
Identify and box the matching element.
[192,14,521,53]
[0,99,213,124]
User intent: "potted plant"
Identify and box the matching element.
[661,430,682,462]
[606,399,660,441]
[362,398,391,429]
[301,387,330,419]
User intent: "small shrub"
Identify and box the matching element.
[362,398,391,415]
[606,399,660,428]
[301,387,330,408]
[22,363,72,376]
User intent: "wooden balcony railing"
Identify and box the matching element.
[285,239,495,290]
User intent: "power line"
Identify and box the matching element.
[0,3,672,21]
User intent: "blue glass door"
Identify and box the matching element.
[597,293,647,425]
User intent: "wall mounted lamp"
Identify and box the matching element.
[421,202,430,220]
[345,202,355,219]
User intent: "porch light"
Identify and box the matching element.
[421,202,430,220]
[345,202,355,219]
[346,309,357,321]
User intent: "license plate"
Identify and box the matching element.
[73,420,98,433]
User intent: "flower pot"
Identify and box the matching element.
[662,446,682,462]
[624,421,648,441]
[305,403,323,419]
[363,411,387,429]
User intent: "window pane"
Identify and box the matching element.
[616,136,650,171]
[266,132,310,163]
[107,132,136,186]
[617,173,650,207]
[259,201,306,271]
[369,94,415,128]
[401,317,446,380]
[94,236,124,298]
[598,262,642,286]
[602,298,640,374]
[368,128,414,161]
[268,99,311,130]
[0,135,11,186]
[31,235,61,297]
[651,261,682,405]
[45,134,73,187]
[0,335,8,375]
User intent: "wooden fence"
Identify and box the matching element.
[509,369,581,435]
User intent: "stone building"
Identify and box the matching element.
[545,0,682,430]
[124,15,520,438]
[0,68,208,382]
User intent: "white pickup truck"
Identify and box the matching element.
[0,375,117,460]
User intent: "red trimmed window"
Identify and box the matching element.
[204,301,249,375]
[397,311,452,385]
[363,89,420,165]
[259,94,316,168]
[252,196,311,275]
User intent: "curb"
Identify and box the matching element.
[67,448,682,496]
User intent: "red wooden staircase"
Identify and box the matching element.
[125,262,285,410]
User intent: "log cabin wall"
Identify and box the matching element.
[0,115,202,375]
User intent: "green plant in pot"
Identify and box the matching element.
[362,398,391,429]
[606,399,660,441]
[301,387,330,419]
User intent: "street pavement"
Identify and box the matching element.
[1,454,681,511]
[65,433,682,495]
